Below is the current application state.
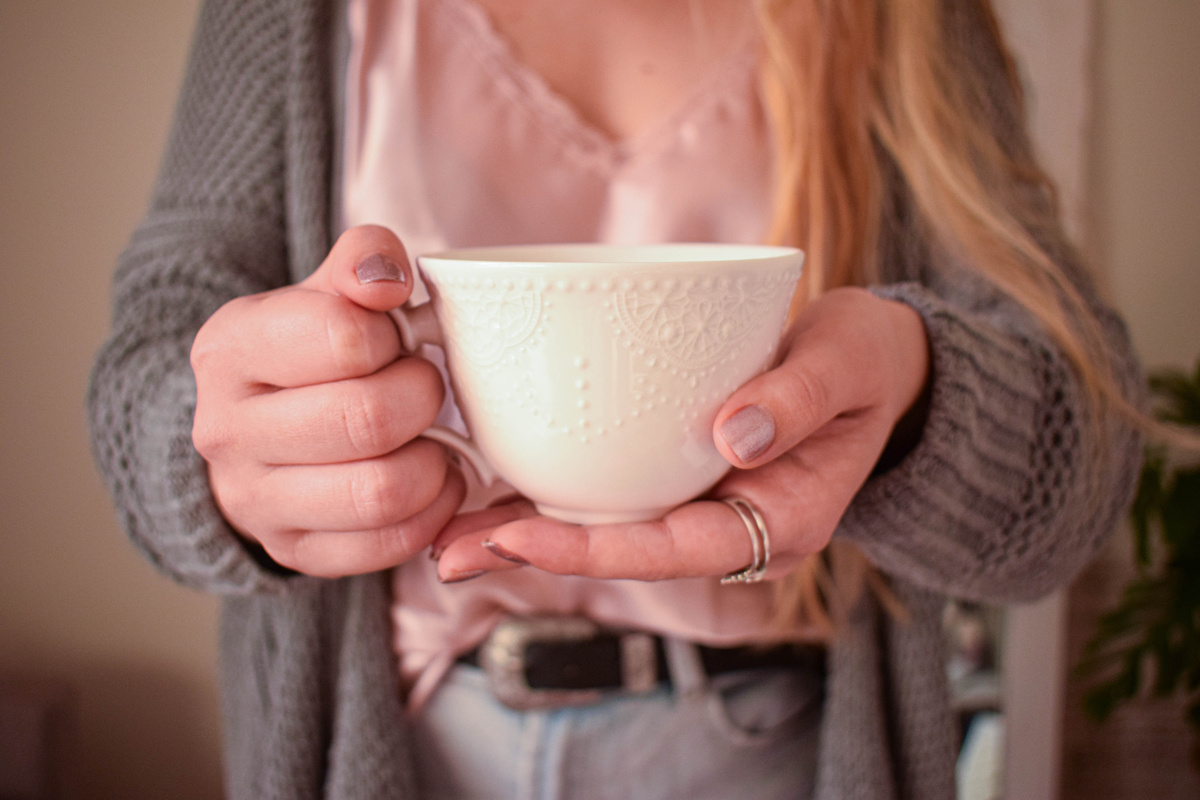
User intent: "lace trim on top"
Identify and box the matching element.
[434,0,762,174]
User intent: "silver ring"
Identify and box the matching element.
[718,497,770,584]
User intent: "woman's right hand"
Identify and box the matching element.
[190,226,465,577]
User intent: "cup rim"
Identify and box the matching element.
[417,242,803,267]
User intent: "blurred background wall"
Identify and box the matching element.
[0,1,1197,798]
[0,2,218,798]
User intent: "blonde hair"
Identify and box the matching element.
[752,0,1134,633]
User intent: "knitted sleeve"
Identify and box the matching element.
[86,0,310,594]
[848,264,1144,604]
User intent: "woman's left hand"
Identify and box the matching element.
[432,287,931,584]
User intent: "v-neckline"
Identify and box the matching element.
[435,0,760,170]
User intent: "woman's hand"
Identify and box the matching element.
[191,225,465,578]
[431,287,929,583]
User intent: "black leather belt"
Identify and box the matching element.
[457,615,825,710]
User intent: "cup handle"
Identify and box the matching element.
[387,304,501,488]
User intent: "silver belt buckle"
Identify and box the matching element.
[477,615,660,711]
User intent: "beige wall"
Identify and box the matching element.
[1092,1,1200,369]
[0,1,1197,799]
[0,2,219,798]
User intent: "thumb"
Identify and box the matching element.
[711,318,850,469]
[301,224,415,312]
[710,288,925,470]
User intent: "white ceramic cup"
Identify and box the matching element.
[389,243,803,524]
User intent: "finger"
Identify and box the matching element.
[235,355,445,465]
[193,287,405,392]
[273,465,468,578]
[432,499,539,581]
[479,501,770,582]
[301,224,416,312]
[431,497,537,558]
[718,428,879,556]
[228,439,449,534]
[713,291,885,469]
[192,226,416,396]
[468,425,883,583]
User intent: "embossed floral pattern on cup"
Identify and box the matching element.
[411,244,804,524]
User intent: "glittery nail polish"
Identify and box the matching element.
[483,540,529,565]
[720,405,776,464]
[440,569,486,584]
[356,253,406,284]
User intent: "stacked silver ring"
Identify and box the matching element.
[719,496,771,584]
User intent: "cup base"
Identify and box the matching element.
[533,503,677,525]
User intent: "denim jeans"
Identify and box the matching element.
[411,639,823,800]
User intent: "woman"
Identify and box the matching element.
[88,0,1145,798]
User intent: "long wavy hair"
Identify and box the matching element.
[752,0,1129,632]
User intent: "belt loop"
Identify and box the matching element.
[662,637,707,699]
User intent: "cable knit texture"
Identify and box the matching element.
[86,0,1144,798]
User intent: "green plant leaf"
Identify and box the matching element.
[1083,677,1133,722]
[1154,626,1188,695]
[1077,357,1200,732]
[1131,451,1166,567]
[1162,470,1200,551]
[1149,369,1200,426]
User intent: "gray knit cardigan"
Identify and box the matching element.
[86,0,1144,798]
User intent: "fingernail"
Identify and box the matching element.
[720,405,776,463]
[483,540,529,565]
[439,569,486,584]
[356,253,406,284]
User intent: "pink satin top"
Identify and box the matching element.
[342,0,799,710]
